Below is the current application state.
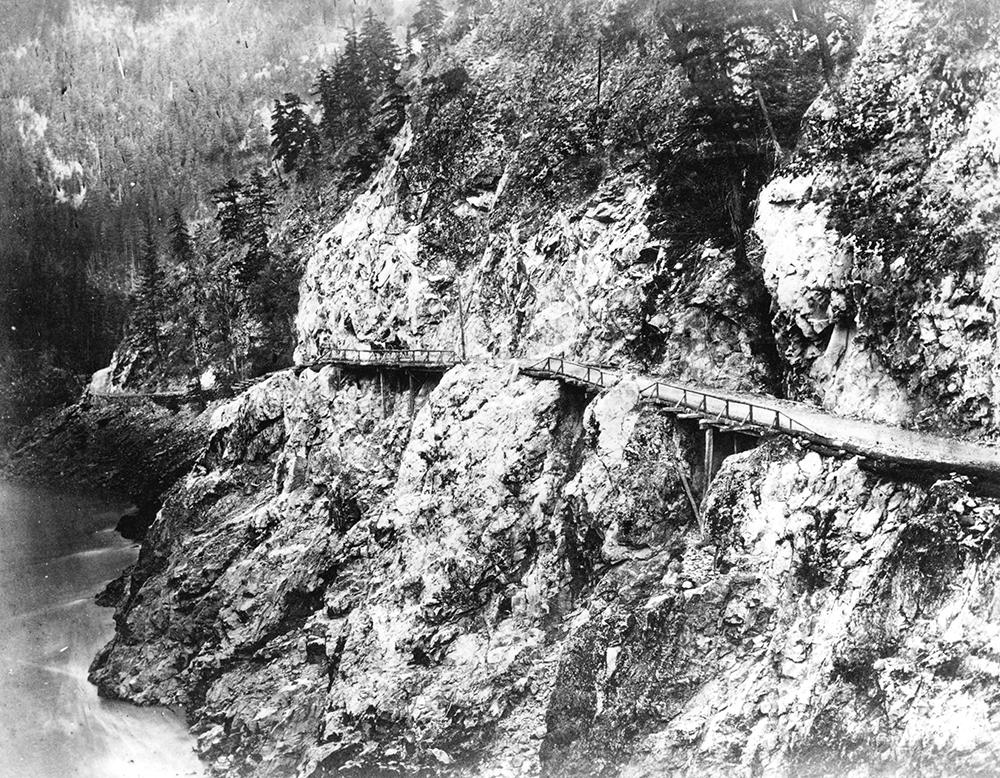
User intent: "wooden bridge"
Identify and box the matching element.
[522,356,1000,483]
[295,348,460,373]
[89,349,1000,483]
[522,357,819,436]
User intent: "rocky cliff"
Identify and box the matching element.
[756,0,1000,434]
[88,359,1000,777]
[79,1,1000,776]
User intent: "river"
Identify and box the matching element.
[0,481,205,778]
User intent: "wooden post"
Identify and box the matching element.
[456,281,467,362]
[704,427,715,489]
[380,370,387,418]
[678,468,702,534]
[408,372,416,418]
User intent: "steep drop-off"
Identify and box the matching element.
[89,361,1000,777]
[64,1,1000,776]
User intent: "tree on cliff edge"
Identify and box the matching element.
[169,209,205,369]
[337,30,373,137]
[210,178,245,244]
[133,226,164,359]
[653,0,824,266]
[271,93,320,174]
[360,10,401,89]
[413,0,445,41]
[236,170,275,289]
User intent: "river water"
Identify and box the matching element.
[0,481,205,778]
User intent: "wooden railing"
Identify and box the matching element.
[86,350,1000,481]
[521,356,612,390]
[638,380,818,436]
[524,356,817,437]
[299,348,461,371]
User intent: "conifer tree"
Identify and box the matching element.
[210,178,245,243]
[336,30,372,136]
[271,93,321,173]
[168,208,196,266]
[360,10,401,90]
[237,170,274,289]
[169,209,203,368]
[412,0,445,41]
[656,0,806,265]
[313,66,344,144]
[134,225,164,358]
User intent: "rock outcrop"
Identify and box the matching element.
[295,69,781,395]
[88,359,1000,777]
[77,2,1000,776]
[756,0,1000,434]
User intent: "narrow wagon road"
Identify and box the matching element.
[89,350,1000,480]
[521,356,1000,480]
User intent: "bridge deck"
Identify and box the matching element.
[297,348,459,373]
[523,357,1000,481]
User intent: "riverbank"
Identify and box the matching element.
[2,393,216,533]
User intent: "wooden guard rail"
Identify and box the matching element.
[637,380,818,437]
[87,350,1000,481]
[520,356,612,390]
[524,356,817,437]
[299,348,461,371]
[91,349,462,404]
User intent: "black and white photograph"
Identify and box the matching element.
[2,0,1000,776]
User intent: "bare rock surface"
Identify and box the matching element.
[87,362,1000,777]
[755,0,1000,435]
[64,3,1000,777]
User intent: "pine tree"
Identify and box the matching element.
[134,225,164,358]
[169,209,204,368]
[360,10,401,91]
[271,93,321,173]
[412,0,445,41]
[313,66,344,144]
[237,170,274,289]
[656,0,802,265]
[210,178,245,243]
[168,208,196,266]
[336,30,372,136]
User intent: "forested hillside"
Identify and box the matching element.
[0,0,407,424]
[1,0,871,421]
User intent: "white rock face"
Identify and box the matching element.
[752,0,1000,433]
[295,134,657,366]
[88,366,116,394]
[755,176,912,423]
[756,174,852,340]
[295,125,426,363]
[818,324,911,424]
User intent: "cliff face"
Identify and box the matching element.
[91,363,698,776]
[756,0,1000,434]
[83,1,1000,776]
[90,360,1000,778]
[295,50,781,395]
